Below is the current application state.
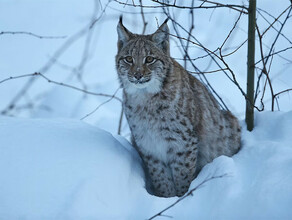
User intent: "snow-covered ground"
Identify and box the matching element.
[1,0,292,219]
[0,111,292,219]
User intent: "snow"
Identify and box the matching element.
[1,0,292,219]
[0,116,144,219]
[1,111,292,219]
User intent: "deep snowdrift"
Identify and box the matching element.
[0,111,292,219]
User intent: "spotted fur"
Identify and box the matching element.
[115,17,241,197]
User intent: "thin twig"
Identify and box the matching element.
[0,73,122,102]
[0,31,67,39]
[189,68,228,74]
[273,88,292,98]
[139,0,148,34]
[1,1,109,115]
[80,87,120,120]
[117,105,124,135]
[147,174,228,220]
[113,0,248,14]
[168,14,229,111]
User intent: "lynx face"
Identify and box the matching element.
[116,18,171,94]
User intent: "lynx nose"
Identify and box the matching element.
[134,72,143,80]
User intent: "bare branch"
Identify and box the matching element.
[274,88,292,98]
[197,0,248,14]
[0,73,122,103]
[90,0,112,29]
[147,174,229,220]
[139,0,148,34]
[168,16,230,111]
[117,106,124,135]
[257,5,292,41]
[80,87,121,120]
[189,68,228,74]
[113,0,248,14]
[220,10,244,50]
[0,31,67,39]
[1,1,109,115]
[183,0,195,69]
[254,5,292,109]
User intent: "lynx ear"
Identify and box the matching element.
[117,16,133,51]
[151,19,169,54]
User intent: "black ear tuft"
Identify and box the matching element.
[151,18,169,54]
[162,18,169,25]
[117,16,132,51]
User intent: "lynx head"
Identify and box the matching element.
[115,17,171,94]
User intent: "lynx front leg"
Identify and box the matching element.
[169,147,198,197]
[143,155,177,197]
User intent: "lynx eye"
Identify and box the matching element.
[145,56,155,64]
[124,56,133,64]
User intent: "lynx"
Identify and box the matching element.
[115,17,241,197]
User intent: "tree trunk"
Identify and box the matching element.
[245,0,257,131]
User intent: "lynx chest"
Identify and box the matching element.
[124,97,186,163]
